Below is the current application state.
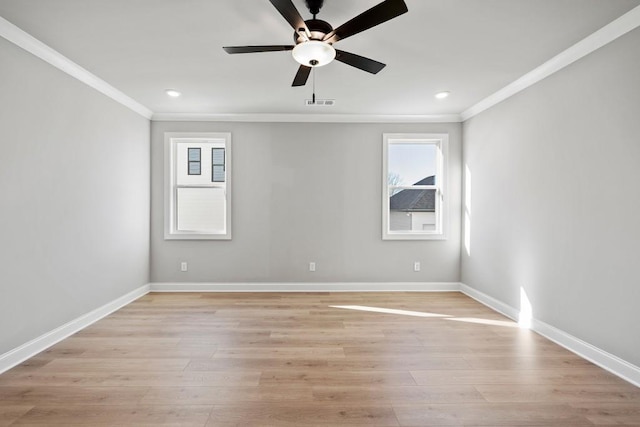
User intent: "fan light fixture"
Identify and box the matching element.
[292,41,336,67]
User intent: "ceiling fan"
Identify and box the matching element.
[223,0,408,87]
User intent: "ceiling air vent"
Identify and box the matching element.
[305,99,335,106]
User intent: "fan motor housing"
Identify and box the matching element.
[294,19,334,44]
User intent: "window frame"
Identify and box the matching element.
[382,133,449,240]
[164,132,232,240]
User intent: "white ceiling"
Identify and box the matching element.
[1,0,639,117]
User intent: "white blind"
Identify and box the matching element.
[176,187,226,232]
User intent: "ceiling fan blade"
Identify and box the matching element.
[269,0,310,34]
[223,45,294,54]
[335,50,386,74]
[324,0,408,44]
[292,65,312,86]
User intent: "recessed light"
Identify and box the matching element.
[435,91,450,99]
[165,89,181,97]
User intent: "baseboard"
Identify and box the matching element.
[149,282,462,292]
[459,283,519,320]
[530,318,640,388]
[459,283,640,388]
[0,284,150,375]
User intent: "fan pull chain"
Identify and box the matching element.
[312,67,316,104]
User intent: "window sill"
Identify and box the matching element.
[383,232,447,241]
[164,232,232,241]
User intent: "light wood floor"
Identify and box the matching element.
[1,292,639,426]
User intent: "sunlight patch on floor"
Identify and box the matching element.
[330,305,519,328]
[329,305,451,318]
[445,317,518,328]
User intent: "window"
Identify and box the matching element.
[382,133,448,240]
[164,132,231,240]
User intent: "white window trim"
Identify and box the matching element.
[382,133,449,240]
[164,132,232,240]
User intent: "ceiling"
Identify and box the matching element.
[1,0,639,117]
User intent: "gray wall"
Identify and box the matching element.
[151,121,461,283]
[461,28,640,366]
[0,38,150,354]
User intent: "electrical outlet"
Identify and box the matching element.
[309,262,316,272]
[414,261,421,272]
[181,261,188,272]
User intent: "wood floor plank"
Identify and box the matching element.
[463,355,593,370]
[179,332,272,347]
[343,345,473,357]
[268,333,421,347]
[206,403,399,426]
[410,368,628,386]
[212,346,345,359]
[0,371,261,387]
[60,336,183,346]
[270,330,387,339]
[311,385,486,404]
[392,403,594,426]
[476,383,640,403]
[260,370,417,386]
[0,405,34,427]
[77,345,217,359]
[327,355,473,371]
[569,402,640,425]
[0,386,149,405]
[36,358,190,372]
[186,358,329,371]
[0,291,636,426]
[140,385,314,404]
[11,404,213,425]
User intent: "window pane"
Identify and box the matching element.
[188,148,201,161]
[388,143,437,186]
[389,188,436,231]
[212,148,225,165]
[188,162,201,175]
[212,165,225,182]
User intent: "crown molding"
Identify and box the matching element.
[0,16,153,120]
[461,5,640,121]
[151,112,463,123]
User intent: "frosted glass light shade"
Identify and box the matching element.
[292,41,336,67]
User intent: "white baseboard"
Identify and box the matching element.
[459,283,519,320]
[530,318,640,388]
[459,283,640,388]
[0,284,150,375]
[149,282,462,292]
